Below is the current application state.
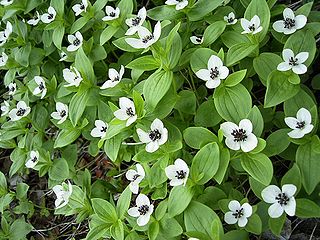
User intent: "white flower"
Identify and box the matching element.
[41,6,56,24]
[136,118,168,153]
[63,66,83,87]
[0,0,13,6]
[1,101,10,116]
[102,6,120,21]
[0,22,13,46]
[190,36,203,45]
[91,120,108,138]
[25,150,39,169]
[67,31,83,52]
[261,184,297,218]
[72,0,88,16]
[195,55,229,89]
[52,181,73,209]
[125,7,147,35]
[284,107,313,139]
[273,8,307,35]
[114,97,137,126]
[224,12,237,25]
[241,15,263,35]
[125,21,161,49]
[277,49,308,75]
[224,200,252,227]
[0,52,8,67]
[100,65,124,89]
[51,102,68,124]
[220,119,258,152]
[126,164,145,194]
[8,101,31,121]
[165,158,189,186]
[59,51,67,61]
[128,194,154,226]
[27,11,40,26]
[8,83,16,95]
[33,76,47,99]
[165,0,188,10]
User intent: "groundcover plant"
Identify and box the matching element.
[0,0,320,239]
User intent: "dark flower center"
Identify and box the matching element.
[16,108,26,116]
[48,13,54,20]
[195,37,202,43]
[109,12,116,17]
[132,174,140,181]
[296,121,305,129]
[175,170,186,180]
[231,129,247,142]
[227,17,234,23]
[210,67,219,79]
[73,38,81,46]
[138,205,149,215]
[288,57,298,66]
[232,208,244,219]
[39,82,45,91]
[9,87,15,92]
[101,126,108,132]
[31,156,38,162]
[132,16,141,26]
[142,34,154,44]
[149,129,161,141]
[275,193,289,206]
[284,18,295,29]
[248,24,255,31]
[126,107,135,117]
[60,110,66,117]
[112,76,119,82]
[80,3,85,10]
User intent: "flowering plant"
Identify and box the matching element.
[0,0,320,239]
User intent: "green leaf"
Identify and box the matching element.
[194,100,222,127]
[191,143,220,185]
[104,135,122,162]
[264,70,300,108]
[222,230,249,240]
[148,221,159,240]
[0,172,7,196]
[85,222,110,240]
[221,31,250,48]
[110,220,124,240]
[168,186,194,217]
[49,158,69,181]
[92,198,118,223]
[296,136,320,194]
[174,90,196,114]
[148,6,184,21]
[281,164,301,193]
[9,148,26,177]
[126,55,160,71]
[296,198,320,218]
[246,106,264,137]
[183,127,217,149]
[214,148,230,184]
[226,43,258,66]
[240,153,273,185]
[143,70,173,110]
[54,128,82,148]
[214,84,252,123]
[75,47,95,84]
[9,218,33,240]
[224,69,247,87]
[52,24,64,49]
[69,90,89,126]
[158,214,183,237]
[202,21,226,47]
[245,214,262,235]
[268,214,286,236]
[71,16,89,33]
[190,48,216,73]
[14,43,32,67]
[187,0,225,21]
[263,129,290,157]
[100,25,119,45]
[117,0,133,18]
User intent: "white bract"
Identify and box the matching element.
[63,66,83,87]
[67,31,83,52]
[52,181,73,209]
[8,83,16,95]
[91,120,108,138]
[100,65,124,89]
[224,200,252,227]
[241,15,263,34]
[284,107,313,139]
[165,158,189,186]
[0,22,13,46]
[165,0,188,10]
[273,8,307,35]
[51,102,68,124]
[128,194,154,226]
[72,0,88,16]
[25,150,39,169]
[33,76,47,99]
[0,52,8,67]
[224,12,237,25]
[136,118,168,153]
[125,21,161,49]
[190,36,203,45]
[126,164,145,194]
[59,51,67,61]
[261,184,297,218]
[1,101,10,116]
[41,6,56,24]
[0,0,13,6]
[220,119,258,152]
[27,11,40,25]
[8,101,31,121]
[277,49,308,75]
[102,6,120,21]
[114,97,137,126]
[195,55,229,89]
[125,7,147,35]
